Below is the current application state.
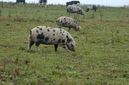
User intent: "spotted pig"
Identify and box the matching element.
[56,16,81,31]
[67,5,85,15]
[28,26,76,52]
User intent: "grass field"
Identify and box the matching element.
[0,3,129,85]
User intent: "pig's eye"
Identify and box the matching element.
[71,44,73,48]
[63,46,66,48]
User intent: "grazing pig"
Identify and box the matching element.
[86,5,97,12]
[67,5,85,15]
[28,26,76,52]
[56,16,81,31]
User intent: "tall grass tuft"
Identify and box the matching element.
[0,9,1,16]
[99,8,103,21]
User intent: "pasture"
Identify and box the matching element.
[0,3,129,85]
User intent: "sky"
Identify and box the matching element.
[1,0,129,7]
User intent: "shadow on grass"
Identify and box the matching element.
[18,47,38,53]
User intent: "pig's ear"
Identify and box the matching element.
[67,38,72,43]
[66,35,72,43]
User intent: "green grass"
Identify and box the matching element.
[0,3,129,85]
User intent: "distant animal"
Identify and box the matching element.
[66,1,80,6]
[28,26,76,52]
[67,5,85,15]
[86,5,97,12]
[56,16,81,31]
[39,0,47,7]
[39,0,47,4]
[92,5,97,12]
[16,0,25,3]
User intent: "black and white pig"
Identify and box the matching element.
[28,26,76,52]
[56,16,81,31]
[67,4,85,15]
